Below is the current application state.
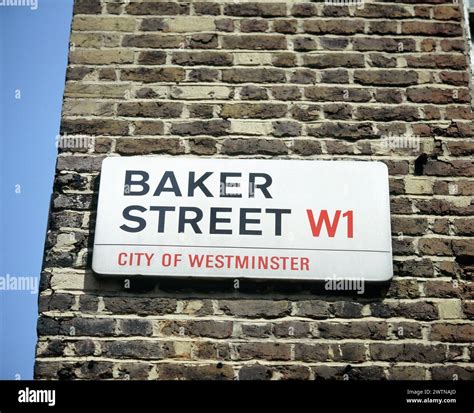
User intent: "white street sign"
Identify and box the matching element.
[92,157,393,281]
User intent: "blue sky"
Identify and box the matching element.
[0,0,73,379]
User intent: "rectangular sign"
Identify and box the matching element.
[92,157,393,281]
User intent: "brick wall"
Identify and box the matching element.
[35,0,474,380]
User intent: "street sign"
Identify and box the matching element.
[92,157,393,281]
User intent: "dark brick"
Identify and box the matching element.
[171,120,230,136]
[219,300,290,318]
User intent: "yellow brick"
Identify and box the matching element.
[170,85,231,100]
[404,177,433,194]
[234,53,272,66]
[69,49,134,65]
[73,16,136,32]
[437,300,463,319]
[64,83,131,99]
[230,120,272,135]
[162,17,215,33]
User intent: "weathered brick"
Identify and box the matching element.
[189,33,218,49]
[291,104,321,121]
[375,88,403,104]
[70,50,134,65]
[171,120,230,136]
[440,39,465,52]
[354,3,412,18]
[371,301,439,321]
[132,121,165,135]
[320,37,349,50]
[125,2,189,15]
[370,343,446,362]
[158,363,235,380]
[222,35,287,50]
[318,321,387,340]
[171,85,231,100]
[220,103,287,119]
[118,102,183,118]
[305,86,371,102]
[73,0,101,14]
[391,217,428,235]
[188,103,216,118]
[369,53,397,68]
[233,52,272,66]
[118,319,154,337]
[189,137,217,155]
[64,83,130,99]
[237,343,291,361]
[356,107,421,121]
[304,20,365,35]
[161,320,233,339]
[402,21,462,36]
[172,51,232,66]
[138,51,167,65]
[271,86,302,101]
[188,68,220,82]
[219,300,290,318]
[62,100,114,116]
[194,3,220,16]
[331,343,366,362]
[431,365,474,380]
[56,156,105,173]
[273,321,310,338]
[241,19,268,33]
[296,301,331,319]
[240,323,272,338]
[272,121,301,137]
[73,16,136,32]
[222,68,285,83]
[223,3,286,17]
[407,87,470,104]
[294,343,329,361]
[238,364,272,380]
[368,21,398,35]
[122,34,185,48]
[61,119,128,136]
[230,120,272,136]
[156,16,216,32]
[405,54,467,70]
[308,122,375,139]
[66,67,93,81]
[115,138,184,155]
[290,69,317,84]
[291,3,317,17]
[218,19,235,32]
[121,67,185,83]
[239,85,268,100]
[103,297,176,316]
[273,19,297,34]
[354,70,418,86]
[353,38,416,52]
[293,37,317,52]
[303,53,364,68]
